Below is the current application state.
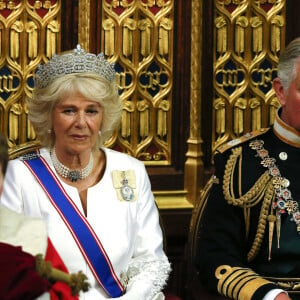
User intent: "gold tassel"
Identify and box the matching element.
[35,254,90,295]
[267,214,276,261]
[276,209,281,249]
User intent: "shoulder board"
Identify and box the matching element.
[217,128,270,154]
[19,151,40,161]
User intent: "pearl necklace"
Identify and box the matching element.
[50,148,94,182]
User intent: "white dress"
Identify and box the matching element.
[1,147,171,300]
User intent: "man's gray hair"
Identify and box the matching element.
[277,37,300,91]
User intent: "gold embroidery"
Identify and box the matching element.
[215,265,273,300]
[238,276,272,300]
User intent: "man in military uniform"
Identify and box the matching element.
[196,38,300,300]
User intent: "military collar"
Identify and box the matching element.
[273,109,300,148]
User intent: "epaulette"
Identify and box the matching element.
[19,151,40,161]
[217,127,270,154]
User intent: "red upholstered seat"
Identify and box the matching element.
[165,293,182,300]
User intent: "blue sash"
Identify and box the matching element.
[23,154,124,298]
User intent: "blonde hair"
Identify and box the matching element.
[27,72,122,149]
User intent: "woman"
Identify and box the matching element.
[0,134,50,300]
[1,45,171,299]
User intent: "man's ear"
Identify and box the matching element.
[273,77,286,106]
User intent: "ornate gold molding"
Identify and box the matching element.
[184,0,204,206]
[0,1,61,148]
[78,0,90,51]
[154,190,193,209]
[212,1,285,152]
[76,1,198,209]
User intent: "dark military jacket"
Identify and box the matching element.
[196,117,300,300]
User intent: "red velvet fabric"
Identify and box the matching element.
[0,242,51,300]
[0,238,80,300]
[45,238,79,300]
[165,294,182,300]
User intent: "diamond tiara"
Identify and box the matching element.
[34,44,116,89]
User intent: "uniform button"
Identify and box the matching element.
[279,152,288,160]
[282,178,290,187]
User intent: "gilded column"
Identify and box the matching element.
[184,0,204,206]
[78,0,90,51]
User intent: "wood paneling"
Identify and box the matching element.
[286,1,300,44]
[161,208,192,298]
[61,0,79,51]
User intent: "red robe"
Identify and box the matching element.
[0,238,79,300]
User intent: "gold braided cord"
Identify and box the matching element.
[223,147,271,207]
[264,276,300,291]
[222,146,275,261]
[247,180,275,262]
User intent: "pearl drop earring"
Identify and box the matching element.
[47,129,52,134]
[98,130,102,137]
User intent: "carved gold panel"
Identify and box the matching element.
[99,0,174,165]
[212,0,284,153]
[3,0,174,169]
[0,0,61,151]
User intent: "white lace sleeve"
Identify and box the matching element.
[113,159,171,300]
[118,255,171,300]
[115,161,172,300]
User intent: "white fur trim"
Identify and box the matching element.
[0,206,47,256]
